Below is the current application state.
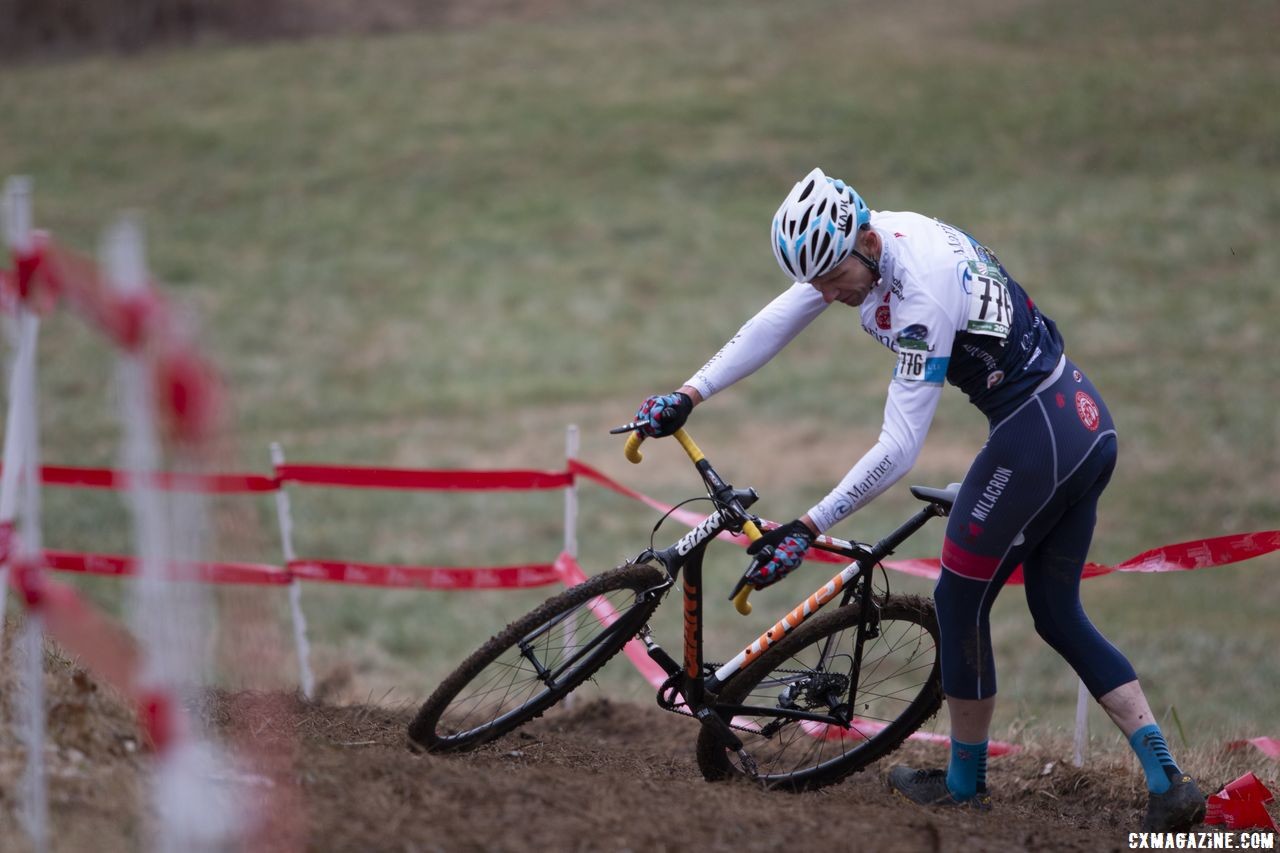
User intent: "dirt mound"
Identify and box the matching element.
[7,641,1229,853]
[380,699,1138,853]
[5,631,1275,851]
[0,633,145,852]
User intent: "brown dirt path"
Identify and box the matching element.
[3,649,1197,852]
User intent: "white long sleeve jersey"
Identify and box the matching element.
[684,210,1064,534]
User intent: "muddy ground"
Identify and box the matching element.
[3,651,1273,852]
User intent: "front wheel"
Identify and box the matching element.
[408,561,667,753]
[696,594,942,790]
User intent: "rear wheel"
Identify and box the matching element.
[696,594,942,790]
[409,561,667,753]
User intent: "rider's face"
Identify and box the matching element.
[810,237,879,307]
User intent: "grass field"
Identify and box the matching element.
[1,0,1277,749]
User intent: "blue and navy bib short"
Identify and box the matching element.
[934,357,1138,700]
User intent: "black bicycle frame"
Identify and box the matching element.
[637,478,950,746]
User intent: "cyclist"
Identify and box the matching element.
[631,167,1204,832]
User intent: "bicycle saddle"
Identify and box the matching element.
[909,482,961,511]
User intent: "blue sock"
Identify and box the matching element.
[1129,724,1181,794]
[946,738,988,800]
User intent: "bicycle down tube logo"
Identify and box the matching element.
[675,511,725,556]
[739,572,849,668]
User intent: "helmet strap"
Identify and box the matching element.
[850,247,880,277]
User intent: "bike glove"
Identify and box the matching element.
[634,391,694,438]
[744,519,814,590]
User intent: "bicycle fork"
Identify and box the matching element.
[639,544,762,777]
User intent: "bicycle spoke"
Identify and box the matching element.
[698,597,941,788]
[416,570,666,749]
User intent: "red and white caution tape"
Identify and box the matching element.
[568,460,1280,582]
[277,463,573,491]
[3,460,574,494]
[4,544,143,705]
[25,452,1276,590]
[27,549,563,590]
[290,558,561,590]
[44,550,292,586]
[16,464,278,492]
[1227,737,1280,762]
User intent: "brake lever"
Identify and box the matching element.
[729,520,769,615]
[727,544,771,599]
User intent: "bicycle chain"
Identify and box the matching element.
[657,665,838,736]
[658,700,772,736]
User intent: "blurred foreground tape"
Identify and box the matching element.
[1226,737,1280,761]
[1205,772,1278,832]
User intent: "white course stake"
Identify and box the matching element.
[103,215,242,851]
[0,176,38,648]
[14,294,50,853]
[16,611,49,853]
[271,441,315,699]
[2,175,50,852]
[0,313,39,647]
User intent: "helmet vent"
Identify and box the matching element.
[816,231,832,264]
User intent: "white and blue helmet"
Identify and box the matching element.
[771,167,872,283]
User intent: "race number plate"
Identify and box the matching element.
[964,261,1012,338]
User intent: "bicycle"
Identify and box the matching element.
[408,426,956,791]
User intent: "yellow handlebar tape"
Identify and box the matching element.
[672,428,705,464]
[734,519,765,615]
[625,427,704,466]
[623,432,645,464]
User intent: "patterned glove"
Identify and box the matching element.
[744,519,814,590]
[634,391,694,438]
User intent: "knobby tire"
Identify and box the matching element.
[408,561,666,753]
